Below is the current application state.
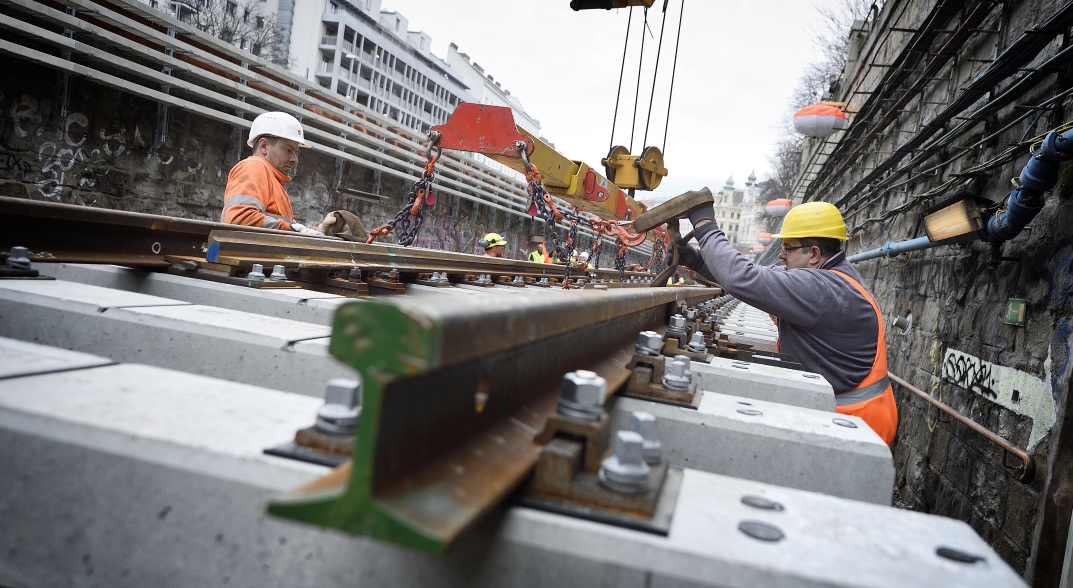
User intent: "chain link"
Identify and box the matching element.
[367,144,438,246]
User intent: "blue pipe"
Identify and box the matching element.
[985,128,1073,242]
[847,236,936,263]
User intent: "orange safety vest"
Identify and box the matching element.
[221,156,296,231]
[829,270,898,445]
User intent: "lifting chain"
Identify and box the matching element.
[614,238,629,283]
[645,231,667,274]
[589,239,604,270]
[518,141,648,284]
[367,137,442,246]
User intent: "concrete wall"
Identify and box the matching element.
[804,0,1073,582]
[0,58,647,266]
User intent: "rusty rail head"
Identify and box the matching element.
[888,371,1035,484]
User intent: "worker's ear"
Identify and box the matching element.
[808,246,825,267]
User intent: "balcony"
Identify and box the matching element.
[341,40,354,53]
[320,35,337,46]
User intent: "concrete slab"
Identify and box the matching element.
[0,336,114,380]
[36,263,348,325]
[0,279,354,396]
[0,365,1022,587]
[687,355,835,411]
[610,390,893,504]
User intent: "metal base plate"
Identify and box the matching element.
[620,389,702,410]
[264,441,349,467]
[516,466,683,536]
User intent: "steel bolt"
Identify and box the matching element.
[687,331,708,353]
[598,430,651,493]
[248,263,266,282]
[315,378,362,435]
[269,264,288,281]
[539,277,550,285]
[663,357,692,391]
[513,276,525,285]
[667,314,687,334]
[556,370,607,421]
[630,411,662,464]
[685,308,697,320]
[5,246,31,270]
[635,331,663,356]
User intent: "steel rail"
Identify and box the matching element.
[888,372,1035,483]
[0,197,666,281]
[268,286,714,553]
[206,229,658,281]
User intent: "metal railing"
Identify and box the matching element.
[320,35,337,46]
[888,372,1035,483]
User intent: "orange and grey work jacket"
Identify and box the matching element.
[683,222,899,445]
[221,156,296,231]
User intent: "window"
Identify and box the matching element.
[225,0,236,15]
[328,1,338,14]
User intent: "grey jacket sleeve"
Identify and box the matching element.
[692,222,830,329]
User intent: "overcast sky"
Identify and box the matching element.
[388,0,840,203]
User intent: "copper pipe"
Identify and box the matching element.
[888,372,1035,483]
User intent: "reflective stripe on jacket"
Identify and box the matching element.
[221,156,295,231]
[829,269,899,445]
[528,250,545,263]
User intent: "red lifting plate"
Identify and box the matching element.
[431,103,535,158]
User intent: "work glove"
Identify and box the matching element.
[317,210,369,240]
[290,222,323,236]
[686,201,716,227]
[668,222,718,283]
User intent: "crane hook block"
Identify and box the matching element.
[570,0,655,10]
[602,145,667,191]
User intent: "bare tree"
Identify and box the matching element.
[179,0,291,66]
[762,0,877,200]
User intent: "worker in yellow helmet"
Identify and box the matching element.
[635,192,897,445]
[480,232,508,258]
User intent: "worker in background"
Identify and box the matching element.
[528,235,552,263]
[666,271,685,286]
[480,232,507,258]
[221,112,321,235]
[642,191,897,444]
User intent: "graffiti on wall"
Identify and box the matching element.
[941,348,1055,449]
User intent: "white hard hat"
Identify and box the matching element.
[247,112,311,148]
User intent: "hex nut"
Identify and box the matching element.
[663,357,692,391]
[687,331,708,353]
[685,308,697,320]
[6,246,31,269]
[269,264,288,281]
[630,411,662,464]
[248,263,266,282]
[598,430,651,493]
[667,314,687,333]
[316,378,362,435]
[557,370,607,421]
[635,331,663,356]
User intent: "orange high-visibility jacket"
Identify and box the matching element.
[221,156,296,231]
[828,270,899,445]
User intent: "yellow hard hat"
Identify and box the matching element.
[772,202,848,241]
[480,232,507,248]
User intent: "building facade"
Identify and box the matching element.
[713,176,744,248]
[285,0,472,133]
[735,171,769,251]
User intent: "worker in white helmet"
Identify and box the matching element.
[221,112,320,235]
